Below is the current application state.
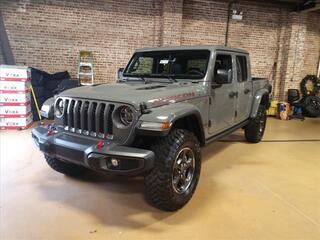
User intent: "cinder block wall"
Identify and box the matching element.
[0,0,319,100]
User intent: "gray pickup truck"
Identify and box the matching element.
[32,45,271,211]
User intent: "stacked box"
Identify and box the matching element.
[0,105,31,117]
[0,113,33,129]
[0,65,33,129]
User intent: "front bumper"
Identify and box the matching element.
[31,126,155,176]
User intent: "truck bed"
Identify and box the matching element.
[252,77,270,93]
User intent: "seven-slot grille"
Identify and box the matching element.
[62,99,115,138]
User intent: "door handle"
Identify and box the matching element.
[244,89,250,94]
[229,91,238,98]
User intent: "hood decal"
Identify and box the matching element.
[147,92,196,108]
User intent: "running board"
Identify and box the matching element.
[205,120,250,145]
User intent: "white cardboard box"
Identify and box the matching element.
[0,104,31,117]
[0,92,31,105]
[0,65,30,81]
[0,81,31,91]
[0,113,33,129]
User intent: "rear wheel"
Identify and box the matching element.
[45,155,86,176]
[144,129,201,211]
[245,105,267,143]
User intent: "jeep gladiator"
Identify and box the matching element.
[32,45,271,211]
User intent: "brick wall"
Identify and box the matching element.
[0,37,4,64]
[303,12,320,77]
[276,11,320,99]
[0,0,319,99]
[162,0,183,45]
[181,0,320,100]
[0,0,164,82]
[181,1,282,78]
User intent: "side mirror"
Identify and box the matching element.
[117,68,124,81]
[215,69,232,84]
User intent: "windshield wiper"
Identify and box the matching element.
[166,74,178,83]
[123,74,150,84]
[150,74,178,83]
[139,75,150,84]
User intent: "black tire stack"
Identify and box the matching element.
[299,75,320,118]
[30,68,71,120]
[303,96,320,117]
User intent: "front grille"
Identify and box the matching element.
[63,99,115,138]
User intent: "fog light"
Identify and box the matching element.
[111,158,119,167]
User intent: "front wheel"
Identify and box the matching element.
[245,105,267,143]
[45,155,87,177]
[144,129,201,211]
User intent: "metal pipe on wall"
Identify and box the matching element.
[317,55,320,78]
[224,1,235,47]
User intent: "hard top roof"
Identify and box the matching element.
[135,45,248,54]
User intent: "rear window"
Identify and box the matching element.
[236,56,248,82]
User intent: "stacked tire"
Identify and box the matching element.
[300,75,320,118]
[303,96,320,117]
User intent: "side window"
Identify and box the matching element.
[236,56,248,82]
[214,54,233,84]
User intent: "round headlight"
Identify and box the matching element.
[55,99,64,117]
[119,106,134,126]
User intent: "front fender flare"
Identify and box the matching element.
[137,102,205,144]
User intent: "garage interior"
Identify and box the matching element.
[0,0,320,239]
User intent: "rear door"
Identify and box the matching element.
[209,52,237,134]
[235,54,252,123]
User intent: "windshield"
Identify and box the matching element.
[123,50,210,80]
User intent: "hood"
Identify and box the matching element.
[59,82,207,109]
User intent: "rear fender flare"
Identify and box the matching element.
[250,89,270,118]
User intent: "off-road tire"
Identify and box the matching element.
[45,155,86,176]
[144,129,201,211]
[303,96,320,117]
[245,105,267,143]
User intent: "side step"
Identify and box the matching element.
[205,120,249,144]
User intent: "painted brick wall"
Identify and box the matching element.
[0,0,319,99]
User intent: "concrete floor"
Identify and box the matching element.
[0,117,320,240]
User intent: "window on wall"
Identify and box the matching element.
[236,56,248,82]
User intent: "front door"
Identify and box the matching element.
[209,53,237,134]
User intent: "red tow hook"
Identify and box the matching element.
[96,140,105,150]
[47,129,55,136]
